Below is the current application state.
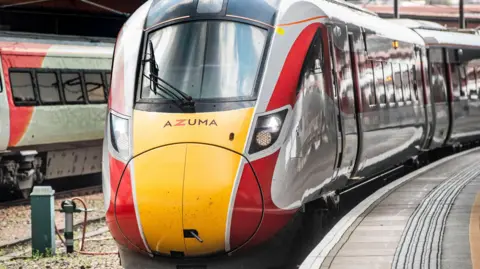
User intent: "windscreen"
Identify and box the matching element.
[141,20,268,100]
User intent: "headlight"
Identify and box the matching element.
[248,109,288,154]
[109,112,130,160]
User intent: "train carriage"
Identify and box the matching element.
[0,31,114,198]
[103,0,480,268]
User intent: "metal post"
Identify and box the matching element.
[460,0,465,28]
[60,200,76,253]
[394,0,400,18]
[30,186,55,256]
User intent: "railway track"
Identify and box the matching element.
[0,184,103,209]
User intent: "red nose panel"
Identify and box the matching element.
[229,163,263,250]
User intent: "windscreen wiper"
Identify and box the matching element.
[143,40,195,107]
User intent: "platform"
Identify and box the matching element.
[300,147,480,269]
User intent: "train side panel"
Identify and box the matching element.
[353,33,425,180]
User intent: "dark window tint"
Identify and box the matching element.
[141,20,267,100]
[10,71,35,102]
[37,72,60,103]
[85,73,105,102]
[61,72,83,102]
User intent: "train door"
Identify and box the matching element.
[417,47,434,150]
[327,22,359,181]
[326,24,344,177]
[0,54,10,152]
[427,48,449,149]
[346,24,364,180]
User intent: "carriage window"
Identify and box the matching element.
[459,65,467,97]
[37,72,60,103]
[84,73,106,102]
[402,64,411,101]
[10,71,36,103]
[410,65,418,101]
[61,72,84,103]
[467,65,477,100]
[384,63,395,103]
[364,60,376,106]
[373,61,386,104]
[431,63,447,103]
[451,64,462,100]
[393,64,404,102]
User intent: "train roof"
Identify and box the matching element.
[311,0,425,45]
[0,30,115,46]
[144,0,280,30]
[386,18,480,48]
[412,28,480,48]
[0,31,114,57]
[384,18,447,30]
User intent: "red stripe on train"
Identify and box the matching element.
[266,23,320,111]
[1,47,50,147]
[230,23,320,250]
[106,155,148,253]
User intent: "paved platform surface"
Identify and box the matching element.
[300,147,480,269]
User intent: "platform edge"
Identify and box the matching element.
[298,146,480,269]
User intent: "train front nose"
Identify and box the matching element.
[128,108,262,257]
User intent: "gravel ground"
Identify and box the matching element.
[0,219,122,269]
[0,193,105,247]
[0,192,122,268]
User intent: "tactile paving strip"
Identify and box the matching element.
[392,160,480,269]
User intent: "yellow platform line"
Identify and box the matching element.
[470,191,480,269]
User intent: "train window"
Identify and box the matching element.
[410,65,418,101]
[37,72,60,103]
[383,62,395,103]
[430,63,447,103]
[373,61,386,104]
[61,72,84,103]
[402,64,411,102]
[298,29,324,92]
[466,65,476,99]
[459,65,467,97]
[450,64,462,100]
[141,20,268,100]
[392,63,403,103]
[10,71,36,104]
[364,60,376,106]
[84,73,106,102]
[476,67,480,95]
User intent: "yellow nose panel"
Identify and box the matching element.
[183,144,241,256]
[133,144,186,254]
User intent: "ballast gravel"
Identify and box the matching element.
[0,192,123,269]
[0,192,105,247]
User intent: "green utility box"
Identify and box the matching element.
[30,186,56,256]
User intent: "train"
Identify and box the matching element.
[0,31,115,198]
[103,0,480,268]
